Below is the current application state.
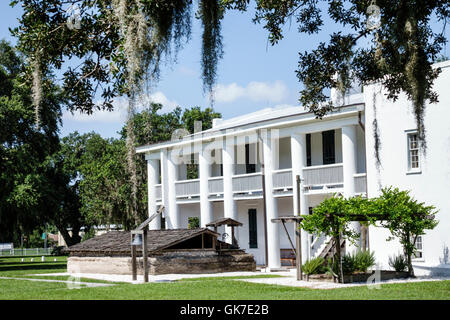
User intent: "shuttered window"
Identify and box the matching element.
[248,209,258,248]
[245,144,256,173]
[306,134,311,166]
[322,130,335,165]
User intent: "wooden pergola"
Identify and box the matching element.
[271,215,304,280]
[271,175,390,282]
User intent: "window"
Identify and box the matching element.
[306,134,311,166]
[248,209,258,248]
[407,132,420,171]
[245,144,256,174]
[413,235,423,259]
[322,130,335,165]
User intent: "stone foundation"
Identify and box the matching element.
[308,270,410,283]
[67,249,256,275]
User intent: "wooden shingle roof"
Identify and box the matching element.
[66,228,218,256]
[205,218,243,227]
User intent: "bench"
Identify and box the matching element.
[280,249,296,267]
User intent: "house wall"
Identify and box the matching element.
[364,61,450,275]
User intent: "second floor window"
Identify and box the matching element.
[322,130,335,165]
[407,132,420,171]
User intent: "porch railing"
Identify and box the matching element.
[208,176,224,194]
[354,173,367,194]
[273,169,292,190]
[232,172,262,193]
[302,163,343,187]
[175,179,200,197]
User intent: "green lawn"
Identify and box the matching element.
[0,256,449,300]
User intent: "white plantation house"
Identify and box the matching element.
[136,60,450,276]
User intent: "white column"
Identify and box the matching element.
[167,149,180,229]
[342,125,360,251]
[222,136,237,243]
[199,147,213,227]
[262,131,281,269]
[291,133,309,261]
[160,149,169,229]
[146,156,160,230]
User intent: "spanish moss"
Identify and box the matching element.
[198,0,224,102]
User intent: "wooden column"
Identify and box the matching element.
[296,175,303,281]
[295,221,302,281]
[142,230,148,283]
[131,234,137,281]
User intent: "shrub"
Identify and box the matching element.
[302,257,326,275]
[389,254,408,272]
[341,250,376,274]
[354,250,376,272]
[51,246,67,256]
[341,254,357,274]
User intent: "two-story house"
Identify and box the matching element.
[136,60,450,275]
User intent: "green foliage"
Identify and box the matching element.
[51,246,67,256]
[301,257,325,275]
[375,187,438,275]
[341,251,375,274]
[11,0,225,113]
[341,254,357,275]
[0,40,66,245]
[224,0,449,151]
[81,228,96,242]
[388,254,408,272]
[301,195,373,244]
[353,250,376,273]
[188,217,200,229]
[301,187,438,278]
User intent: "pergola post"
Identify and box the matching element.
[142,229,148,283]
[131,235,137,281]
[296,175,302,281]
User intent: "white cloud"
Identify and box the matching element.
[213,80,289,104]
[147,91,179,112]
[62,91,179,123]
[178,65,197,77]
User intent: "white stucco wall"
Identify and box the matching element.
[364,61,450,275]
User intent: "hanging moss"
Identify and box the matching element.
[198,0,224,102]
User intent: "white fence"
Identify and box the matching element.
[0,248,52,256]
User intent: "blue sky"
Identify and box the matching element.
[1,2,449,139]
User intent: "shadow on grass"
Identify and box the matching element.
[0,263,66,273]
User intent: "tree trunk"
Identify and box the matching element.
[335,233,344,283]
[406,231,415,277]
[361,225,367,251]
[56,224,81,247]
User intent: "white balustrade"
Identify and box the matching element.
[232,172,262,193]
[208,176,224,194]
[354,173,367,194]
[302,163,344,187]
[175,179,200,197]
[273,169,293,190]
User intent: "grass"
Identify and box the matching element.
[0,256,449,300]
